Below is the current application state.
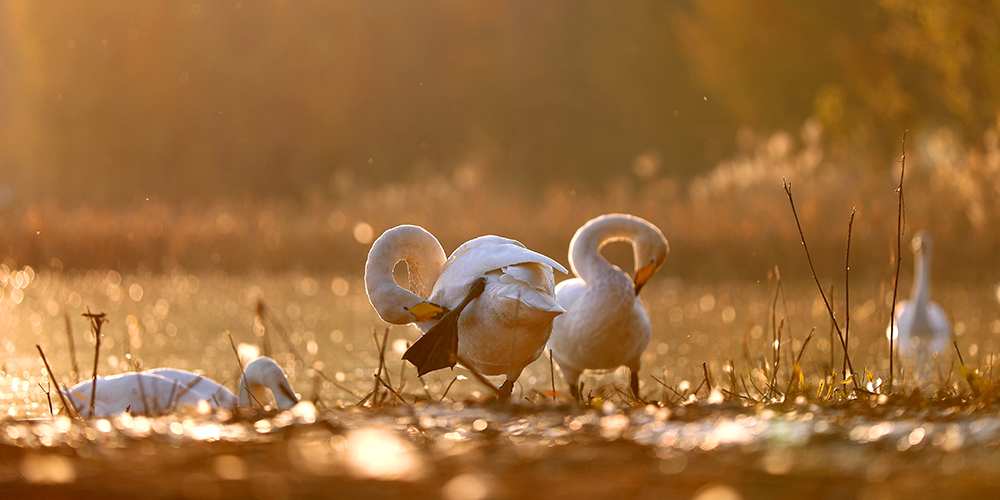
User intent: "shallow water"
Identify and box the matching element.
[2,268,1000,498]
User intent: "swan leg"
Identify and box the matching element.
[627,360,641,402]
[555,364,582,401]
[499,379,514,400]
[403,277,487,376]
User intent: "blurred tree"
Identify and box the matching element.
[0,0,997,204]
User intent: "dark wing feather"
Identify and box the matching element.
[403,314,459,376]
[402,277,487,377]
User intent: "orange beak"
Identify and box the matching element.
[406,301,448,322]
[634,263,657,295]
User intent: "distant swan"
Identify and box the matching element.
[61,356,297,417]
[547,214,668,399]
[365,225,567,398]
[888,230,951,368]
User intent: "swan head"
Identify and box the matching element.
[632,226,669,295]
[365,225,450,325]
[911,230,932,256]
[237,357,298,410]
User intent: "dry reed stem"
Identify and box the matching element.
[83,308,107,418]
[782,179,859,390]
[784,328,816,397]
[548,349,557,403]
[64,311,79,384]
[227,331,265,409]
[257,300,303,361]
[255,299,272,359]
[844,208,856,383]
[36,344,80,420]
[38,381,54,416]
[888,132,908,392]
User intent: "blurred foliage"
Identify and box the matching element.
[0,1,997,204]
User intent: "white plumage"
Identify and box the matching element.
[365,225,567,398]
[61,356,297,417]
[547,214,669,399]
[888,230,951,369]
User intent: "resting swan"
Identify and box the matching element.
[365,225,568,398]
[547,214,668,399]
[61,356,297,417]
[888,230,951,368]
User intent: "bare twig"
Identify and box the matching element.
[83,308,107,418]
[782,179,858,389]
[64,311,80,383]
[440,376,460,401]
[844,207,856,382]
[36,344,79,420]
[456,354,501,397]
[255,299,272,358]
[548,349,557,403]
[888,131,908,392]
[227,331,264,408]
[256,300,303,361]
[784,328,816,397]
[38,381,53,416]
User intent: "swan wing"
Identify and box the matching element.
[492,263,564,313]
[439,235,568,284]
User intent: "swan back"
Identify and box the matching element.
[237,357,298,410]
[145,368,238,408]
[365,225,448,325]
[430,235,568,310]
[62,371,225,417]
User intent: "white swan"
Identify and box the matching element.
[61,357,297,417]
[888,230,951,368]
[547,214,668,399]
[365,225,568,398]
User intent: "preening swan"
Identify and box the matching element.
[61,356,297,417]
[365,225,568,398]
[236,356,299,410]
[888,230,951,368]
[547,214,668,399]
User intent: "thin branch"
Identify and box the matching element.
[227,331,264,409]
[36,344,80,420]
[782,179,858,389]
[64,311,80,384]
[844,207,856,382]
[83,308,107,418]
[888,131,908,392]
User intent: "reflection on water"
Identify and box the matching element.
[4,268,1000,497]
[2,267,1000,416]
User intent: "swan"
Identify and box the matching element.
[888,230,951,368]
[61,356,297,417]
[546,214,668,399]
[365,225,568,398]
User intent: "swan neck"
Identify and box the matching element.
[569,218,641,283]
[365,226,446,324]
[912,248,931,303]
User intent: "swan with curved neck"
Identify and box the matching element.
[547,214,669,399]
[61,356,297,417]
[365,225,568,398]
[890,230,951,368]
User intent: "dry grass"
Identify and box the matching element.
[2,127,1000,288]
